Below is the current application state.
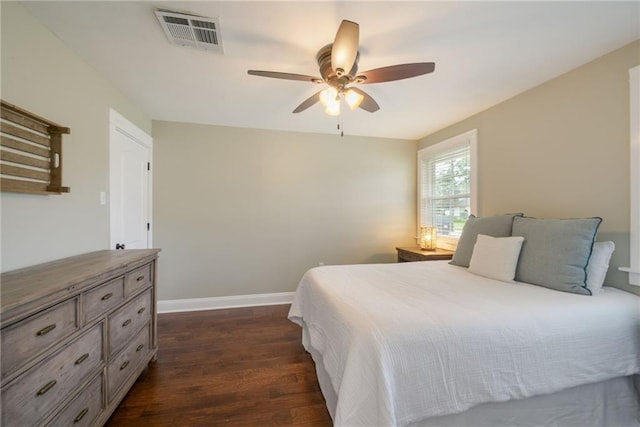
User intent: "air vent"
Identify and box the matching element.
[155,9,223,53]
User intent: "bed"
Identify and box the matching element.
[288,215,640,426]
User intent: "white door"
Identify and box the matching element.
[109,110,152,250]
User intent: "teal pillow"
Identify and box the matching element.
[512,217,602,295]
[450,214,523,267]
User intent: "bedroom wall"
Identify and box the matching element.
[418,40,640,294]
[153,121,417,300]
[0,2,152,271]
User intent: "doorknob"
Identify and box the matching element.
[115,243,125,250]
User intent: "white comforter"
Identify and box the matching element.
[288,261,640,427]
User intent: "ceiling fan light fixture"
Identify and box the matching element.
[344,88,364,110]
[320,87,342,116]
[320,87,339,107]
[325,104,341,116]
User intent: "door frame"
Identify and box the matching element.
[109,109,153,249]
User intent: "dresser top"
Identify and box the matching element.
[1,249,160,319]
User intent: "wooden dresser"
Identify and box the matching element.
[0,249,160,427]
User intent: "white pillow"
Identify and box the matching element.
[586,241,615,294]
[468,234,525,282]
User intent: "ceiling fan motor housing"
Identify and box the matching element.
[316,44,360,90]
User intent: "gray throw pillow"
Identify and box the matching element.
[512,216,602,295]
[450,214,523,267]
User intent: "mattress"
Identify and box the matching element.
[288,261,640,426]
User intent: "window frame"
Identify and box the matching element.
[620,65,640,285]
[417,129,478,251]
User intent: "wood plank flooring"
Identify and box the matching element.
[106,305,332,426]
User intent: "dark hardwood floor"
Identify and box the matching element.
[106,305,332,426]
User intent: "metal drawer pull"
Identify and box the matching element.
[36,324,56,336]
[36,380,57,396]
[75,353,89,365]
[136,275,145,282]
[122,319,132,327]
[136,344,144,352]
[137,307,146,314]
[120,360,130,370]
[73,408,89,423]
[101,292,113,301]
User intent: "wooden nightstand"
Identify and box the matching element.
[396,247,454,263]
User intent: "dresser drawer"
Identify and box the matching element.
[46,372,103,427]
[83,277,125,324]
[125,263,152,296]
[1,322,103,426]
[1,298,78,378]
[109,290,151,355]
[107,323,150,401]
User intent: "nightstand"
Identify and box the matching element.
[396,247,454,263]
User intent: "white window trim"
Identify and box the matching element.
[417,129,478,251]
[620,65,640,285]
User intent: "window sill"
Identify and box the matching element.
[619,267,640,286]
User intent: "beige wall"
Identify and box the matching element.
[153,121,416,300]
[1,2,151,271]
[418,40,640,293]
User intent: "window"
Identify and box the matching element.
[418,130,477,250]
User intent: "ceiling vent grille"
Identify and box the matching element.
[155,9,223,53]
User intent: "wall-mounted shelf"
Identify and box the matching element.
[0,100,70,195]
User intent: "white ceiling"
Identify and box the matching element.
[23,1,640,140]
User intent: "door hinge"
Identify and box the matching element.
[147,162,150,171]
[147,223,150,231]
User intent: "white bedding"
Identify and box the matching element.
[288,261,640,427]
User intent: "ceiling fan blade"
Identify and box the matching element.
[292,91,322,113]
[358,62,435,84]
[331,20,359,74]
[349,87,379,113]
[248,70,321,83]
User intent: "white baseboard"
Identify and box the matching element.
[158,291,295,314]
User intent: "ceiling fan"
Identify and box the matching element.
[248,20,435,116]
